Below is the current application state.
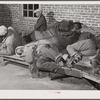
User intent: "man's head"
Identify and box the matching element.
[0,25,8,38]
[72,22,82,32]
[73,22,82,29]
[34,9,42,18]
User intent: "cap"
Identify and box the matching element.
[34,9,42,13]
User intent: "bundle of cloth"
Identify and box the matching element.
[0,25,22,56]
[54,20,74,32]
[56,21,81,50]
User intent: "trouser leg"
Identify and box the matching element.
[30,31,36,41]
[36,56,58,72]
[34,31,44,40]
[81,50,96,56]
[67,39,97,57]
[40,45,60,61]
[36,56,68,79]
[67,44,78,57]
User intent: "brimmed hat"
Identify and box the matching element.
[0,25,7,36]
[34,9,42,13]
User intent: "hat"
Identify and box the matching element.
[0,25,7,36]
[34,9,42,13]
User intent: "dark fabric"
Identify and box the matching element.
[36,56,58,72]
[52,20,80,50]
[0,37,3,43]
[58,31,80,50]
[54,20,74,32]
[34,14,47,32]
[23,34,32,43]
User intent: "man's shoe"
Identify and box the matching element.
[50,73,67,80]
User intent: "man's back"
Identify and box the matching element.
[34,14,47,32]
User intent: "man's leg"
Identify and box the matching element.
[40,44,60,61]
[36,56,59,72]
[67,39,97,65]
[67,42,79,57]
[81,50,97,56]
[36,56,67,79]
[30,31,36,41]
[67,39,97,57]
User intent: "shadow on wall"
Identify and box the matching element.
[0,4,12,27]
[47,11,56,24]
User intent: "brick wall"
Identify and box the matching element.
[0,4,100,34]
[42,4,100,27]
[7,4,36,34]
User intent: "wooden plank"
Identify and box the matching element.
[2,55,24,62]
[0,55,29,66]
[3,58,29,66]
[82,71,100,83]
[57,67,83,78]
[61,63,100,84]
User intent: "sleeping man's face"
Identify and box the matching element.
[36,11,42,18]
[16,47,24,55]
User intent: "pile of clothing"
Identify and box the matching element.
[54,20,74,32]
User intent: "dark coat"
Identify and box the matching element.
[34,14,47,32]
[58,31,80,50]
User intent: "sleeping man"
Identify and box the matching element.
[15,39,63,78]
[66,32,97,65]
